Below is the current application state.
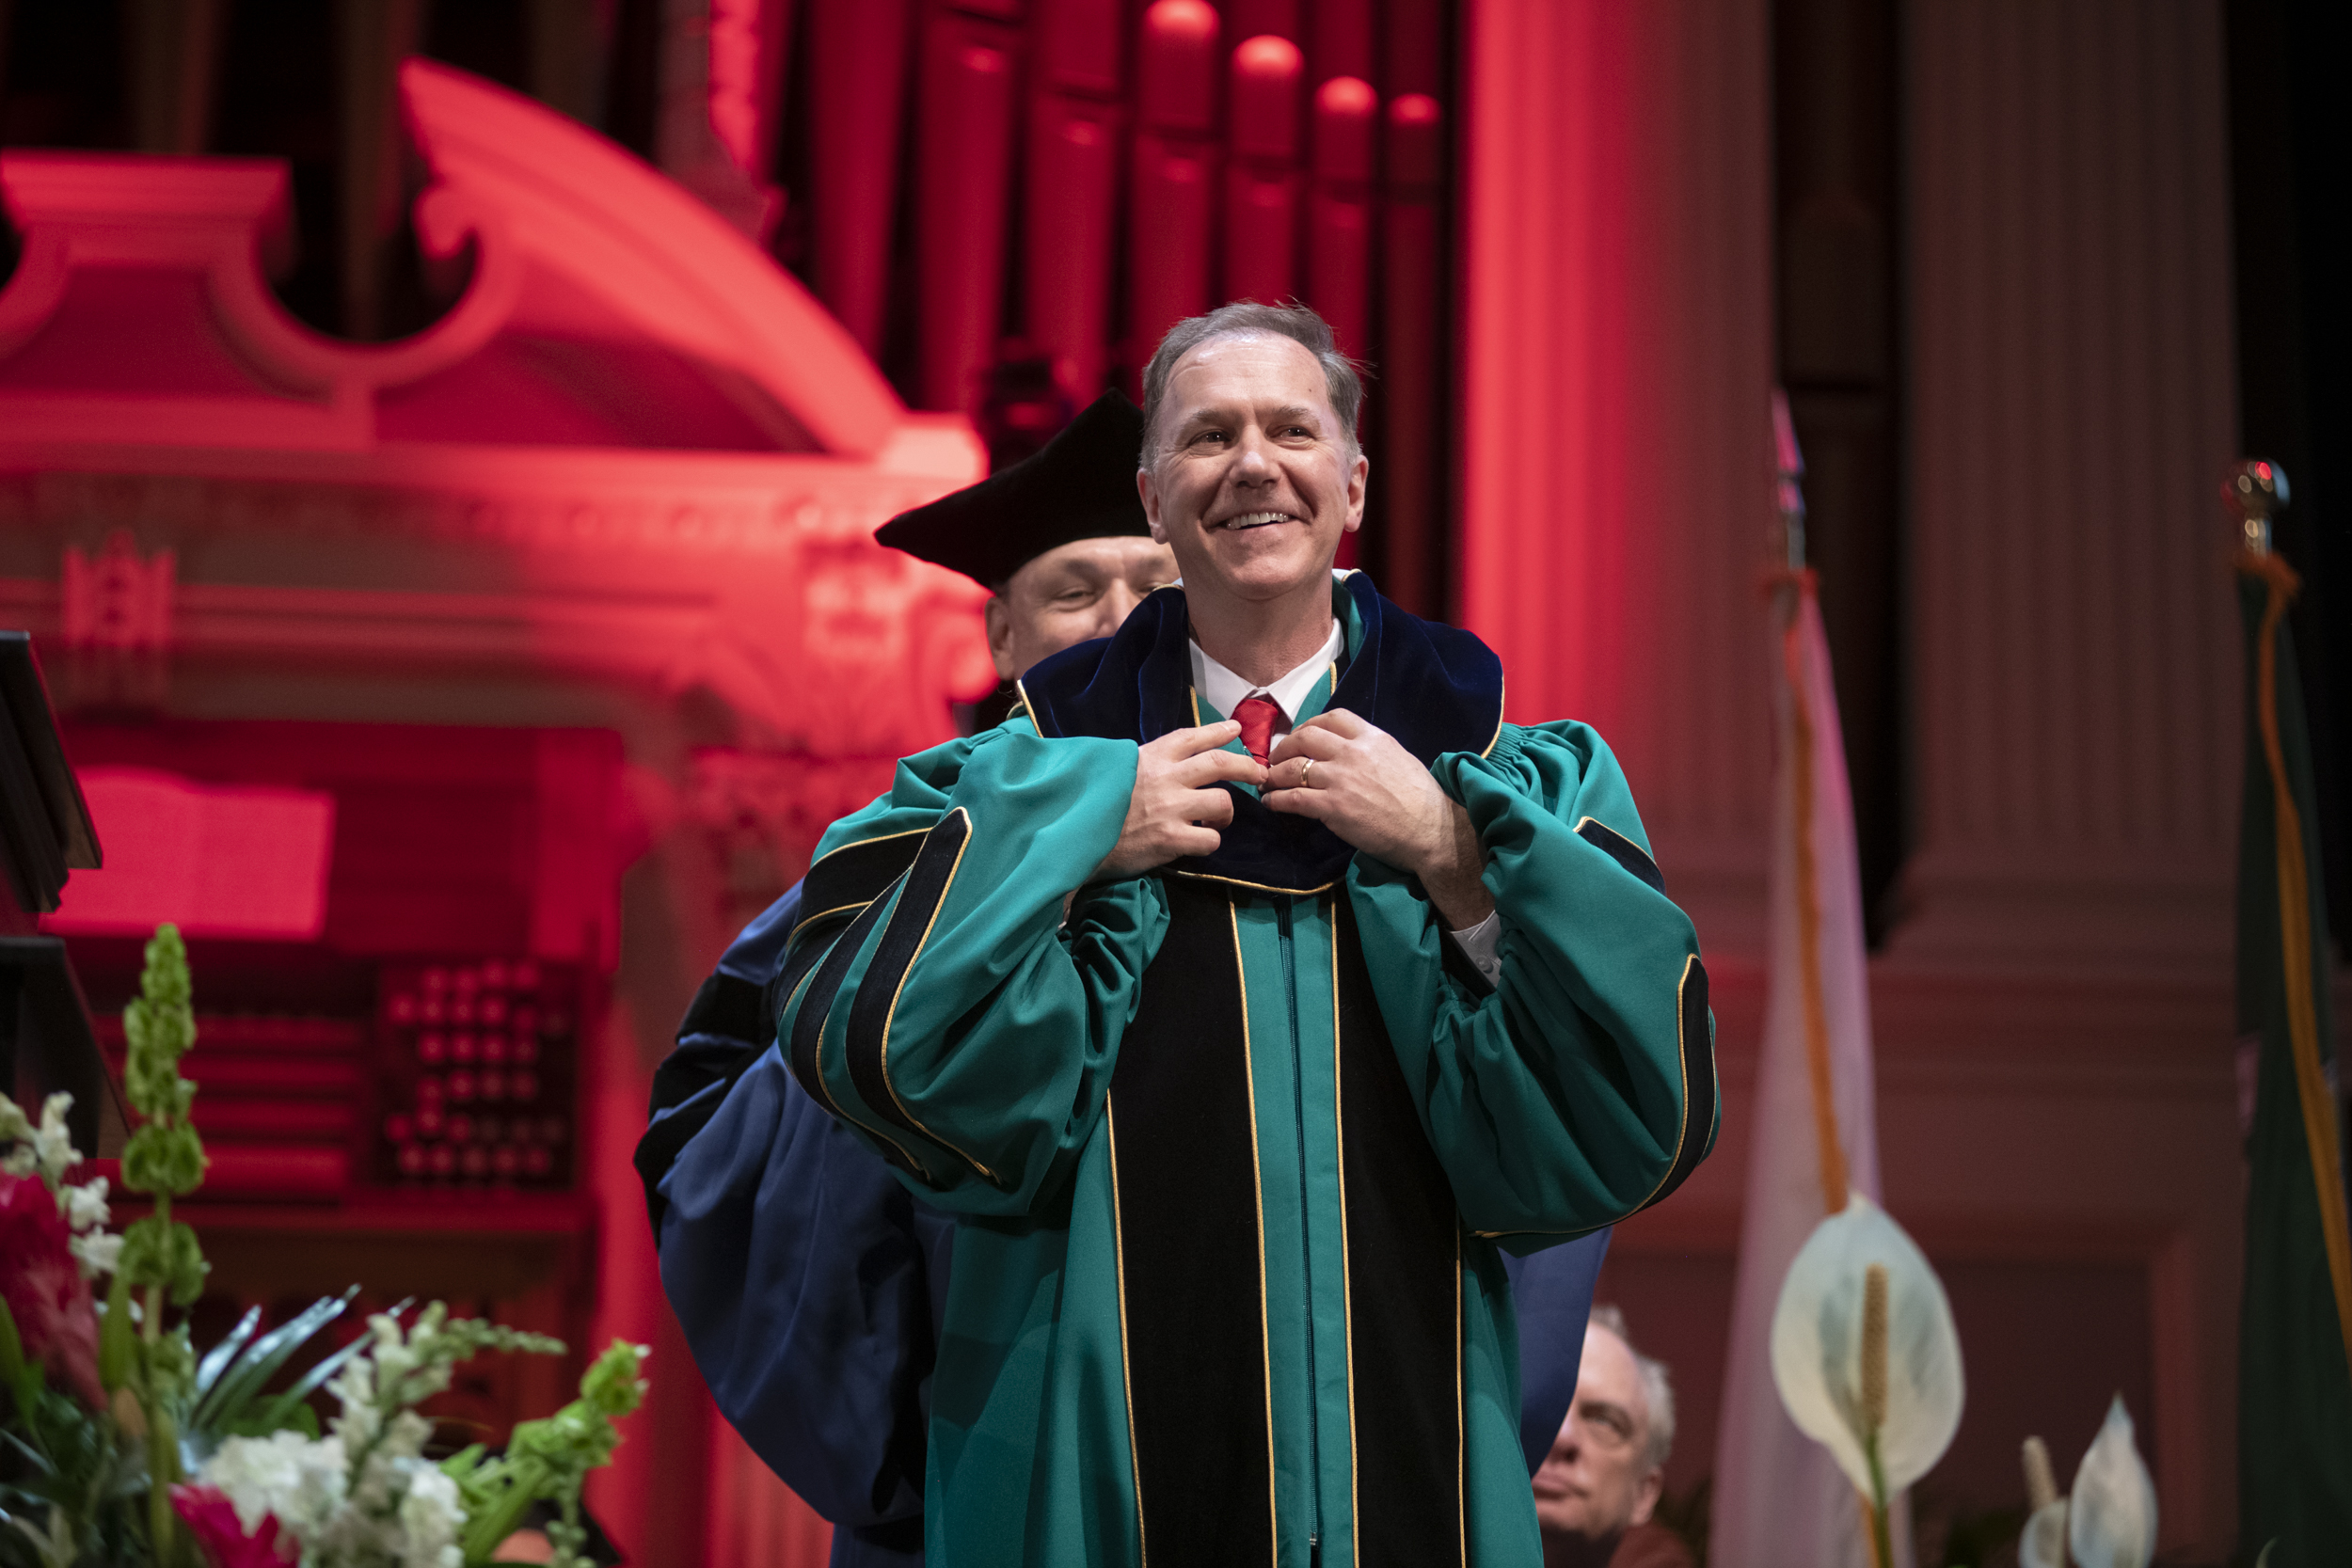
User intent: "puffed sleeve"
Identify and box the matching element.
[656,1046,950,1538]
[779,723,1168,1216]
[1348,721,1718,1247]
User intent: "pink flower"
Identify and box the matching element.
[0,1172,101,1407]
[171,1484,298,1568]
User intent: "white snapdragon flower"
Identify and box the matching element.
[393,1460,465,1568]
[0,1093,87,1189]
[69,1228,122,1278]
[63,1175,108,1231]
[380,1410,433,1463]
[30,1094,76,1185]
[200,1430,350,1546]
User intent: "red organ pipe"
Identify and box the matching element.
[1224,34,1302,308]
[1308,72,1370,564]
[1380,90,1445,616]
[1226,0,1300,44]
[707,0,794,182]
[1025,0,1123,401]
[1307,73,1375,356]
[810,0,914,357]
[1307,0,1372,85]
[1128,0,1220,377]
[914,8,1022,414]
[1382,0,1446,97]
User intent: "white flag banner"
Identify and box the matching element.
[1709,580,1908,1568]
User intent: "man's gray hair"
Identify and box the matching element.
[1138,300,1366,465]
[1588,1305,1676,1475]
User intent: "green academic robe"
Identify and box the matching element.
[776,578,1714,1568]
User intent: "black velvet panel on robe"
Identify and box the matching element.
[1017,572,1506,892]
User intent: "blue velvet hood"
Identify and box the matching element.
[1015,571,1504,894]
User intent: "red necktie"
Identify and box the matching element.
[1232,695,1284,765]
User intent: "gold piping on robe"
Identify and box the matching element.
[1105,1099,1150,1568]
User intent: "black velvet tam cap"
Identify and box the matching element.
[875,390,1151,590]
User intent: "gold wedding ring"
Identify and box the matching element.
[1299,757,1315,786]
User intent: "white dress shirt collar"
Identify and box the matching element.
[1188,618,1345,725]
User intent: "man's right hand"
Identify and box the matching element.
[1091,721,1265,881]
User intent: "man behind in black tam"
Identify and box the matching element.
[881,390,1178,724]
[634,389,1176,1568]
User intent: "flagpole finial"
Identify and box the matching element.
[1772,388,1807,571]
[2225,460,2290,555]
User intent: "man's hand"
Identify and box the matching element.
[1092,721,1266,881]
[1264,709,1495,928]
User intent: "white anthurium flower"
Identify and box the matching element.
[2018,1499,2070,1568]
[1769,1192,1965,1500]
[2067,1397,2157,1568]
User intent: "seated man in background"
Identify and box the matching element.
[1534,1307,1693,1568]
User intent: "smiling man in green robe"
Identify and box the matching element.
[778,301,1715,1568]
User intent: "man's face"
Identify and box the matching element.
[1532,1325,1664,1544]
[1137,332,1367,611]
[984,534,1180,679]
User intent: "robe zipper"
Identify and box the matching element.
[1277,896,1324,1566]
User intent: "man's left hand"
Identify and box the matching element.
[1264,709,1496,929]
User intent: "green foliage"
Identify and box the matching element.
[119,1127,201,1201]
[95,1276,132,1398]
[115,926,209,1563]
[137,1328,192,1406]
[182,1291,361,1458]
[115,1218,205,1311]
[120,930,192,1078]
[0,1299,25,1415]
[446,1340,647,1568]
[0,1374,150,1568]
[119,925,204,1207]
[356,1307,564,1427]
[0,928,661,1568]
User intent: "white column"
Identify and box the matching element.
[1895,0,2242,975]
[1892,0,2245,1546]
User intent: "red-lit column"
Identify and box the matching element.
[914,4,1023,414]
[1224,35,1303,308]
[1457,0,1778,904]
[810,0,914,356]
[1127,0,1219,379]
[1025,0,1123,402]
[1307,75,1375,356]
[1378,91,1443,615]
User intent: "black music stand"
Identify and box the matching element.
[0,633,108,1155]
